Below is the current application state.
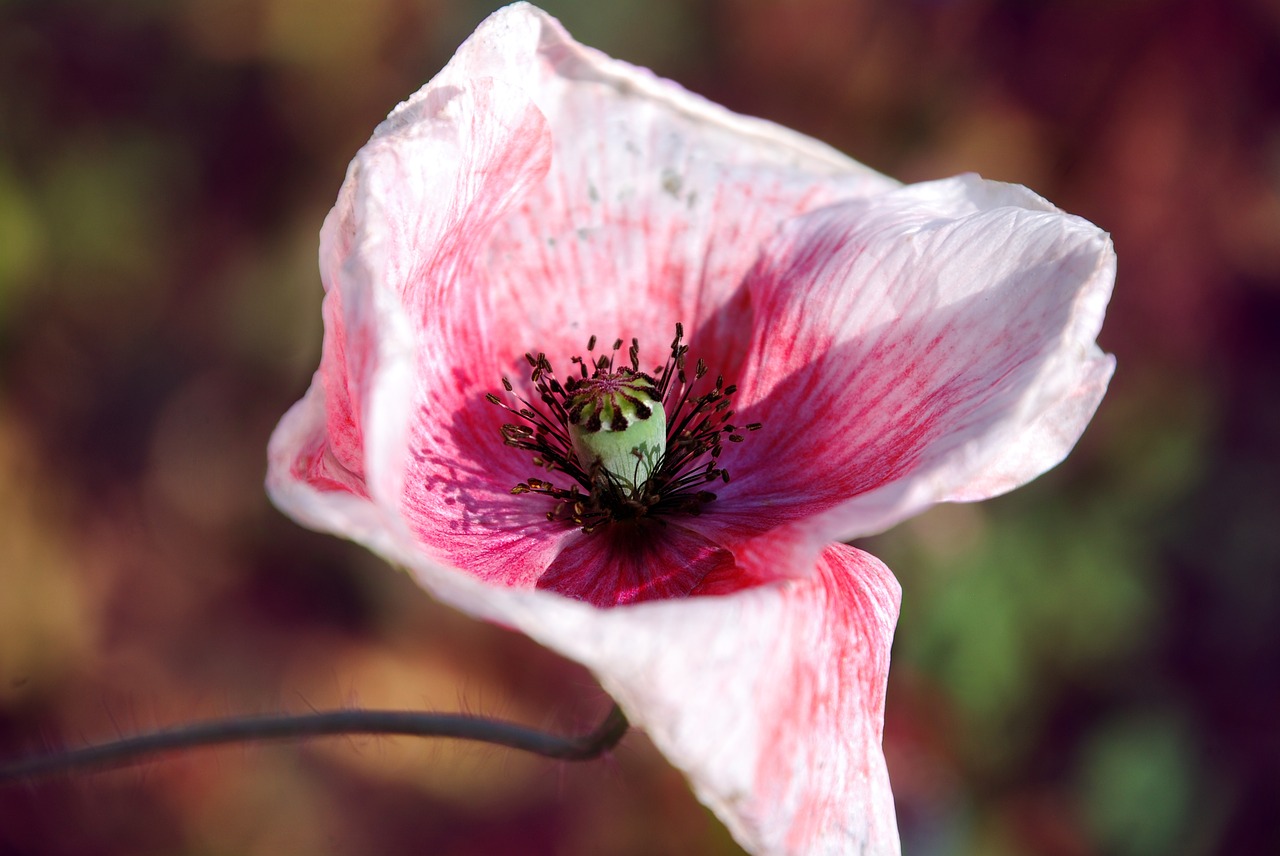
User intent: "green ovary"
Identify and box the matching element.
[568,383,666,494]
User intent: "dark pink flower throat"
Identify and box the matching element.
[487,324,759,533]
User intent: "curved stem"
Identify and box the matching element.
[0,703,629,783]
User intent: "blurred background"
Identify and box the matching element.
[1,0,1277,853]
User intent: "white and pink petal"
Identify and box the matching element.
[320,2,907,589]
[393,1,898,372]
[708,174,1114,543]
[453,539,901,856]
[291,508,903,856]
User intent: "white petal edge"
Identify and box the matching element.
[778,175,1116,542]
[382,3,897,190]
[268,443,901,856]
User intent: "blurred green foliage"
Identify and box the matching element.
[1078,711,1210,856]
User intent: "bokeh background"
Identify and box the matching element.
[1,0,1278,853]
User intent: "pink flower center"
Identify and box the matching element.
[488,324,760,533]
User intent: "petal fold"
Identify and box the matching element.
[499,541,903,855]
[715,175,1115,542]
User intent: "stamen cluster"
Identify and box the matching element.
[487,325,760,533]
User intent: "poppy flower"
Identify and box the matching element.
[267,4,1115,853]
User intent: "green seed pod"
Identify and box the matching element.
[566,372,666,494]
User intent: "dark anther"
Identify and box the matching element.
[488,325,758,532]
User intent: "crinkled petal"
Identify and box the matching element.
[701,174,1115,544]
[332,2,901,587]
[269,379,386,540]
[274,508,901,856]
[272,75,555,527]
[420,2,895,373]
[522,541,903,855]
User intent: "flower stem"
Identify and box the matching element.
[0,703,629,782]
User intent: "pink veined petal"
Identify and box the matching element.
[429,3,894,374]
[427,4,896,200]
[536,521,736,606]
[503,539,902,856]
[351,3,901,589]
[267,381,404,556]
[270,74,555,536]
[291,160,370,496]
[693,174,1115,546]
[412,0,898,405]
[276,413,902,856]
[375,1,898,377]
